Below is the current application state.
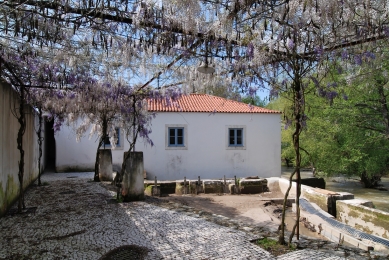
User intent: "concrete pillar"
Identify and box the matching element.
[99,149,113,181]
[122,152,145,201]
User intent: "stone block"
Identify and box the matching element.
[303,187,354,216]
[160,181,176,195]
[98,149,113,181]
[175,181,189,195]
[144,180,177,195]
[152,186,161,197]
[144,185,160,196]
[121,152,144,201]
[202,180,223,194]
[228,184,236,194]
[239,178,267,194]
[189,180,203,194]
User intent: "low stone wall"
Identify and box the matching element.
[144,185,161,196]
[175,181,189,195]
[239,178,267,194]
[272,177,297,197]
[189,180,203,194]
[337,199,389,239]
[294,177,326,189]
[144,177,271,196]
[269,177,354,216]
[302,188,354,216]
[298,200,376,251]
[202,180,223,194]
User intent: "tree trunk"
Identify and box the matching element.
[278,169,296,245]
[116,97,139,200]
[17,86,26,212]
[288,74,303,244]
[279,68,304,245]
[284,158,292,168]
[377,84,389,137]
[360,171,381,188]
[94,116,108,182]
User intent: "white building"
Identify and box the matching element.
[55,94,281,180]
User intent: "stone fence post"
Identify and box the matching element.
[121,151,144,201]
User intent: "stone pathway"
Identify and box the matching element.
[0,172,382,259]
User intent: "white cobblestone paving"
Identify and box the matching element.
[0,172,366,259]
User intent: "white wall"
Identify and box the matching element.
[0,82,45,216]
[55,112,281,180]
[56,120,130,172]
[137,112,281,180]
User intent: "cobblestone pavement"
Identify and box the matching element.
[0,172,381,260]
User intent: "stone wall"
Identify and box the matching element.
[302,188,354,216]
[0,82,45,216]
[269,177,354,216]
[337,199,389,239]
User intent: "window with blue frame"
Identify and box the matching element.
[168,127,184,147]
[229,128,243,146]
[102,128,121,148]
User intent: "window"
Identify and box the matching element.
[101,128,122,149]
[229,128,243,146]
[169,127,184,146]
[165,124,187,150]
[226,125,246,150]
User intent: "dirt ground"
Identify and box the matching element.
[154,191,325,239]
[158,193,280,228]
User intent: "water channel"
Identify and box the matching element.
[281,167,389,213]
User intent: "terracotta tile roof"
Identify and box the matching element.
[147,94,281,114]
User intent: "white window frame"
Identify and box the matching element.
[165,124,188,150]
[226,125,246,150]
[100,127,123,150]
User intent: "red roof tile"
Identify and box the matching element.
[147,94,281,114]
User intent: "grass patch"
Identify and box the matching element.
[255,237,296,256]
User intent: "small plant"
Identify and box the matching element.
[256,237,278,248]
[42,182,49,186]
[255,237,296,256]
[114,194,123,203]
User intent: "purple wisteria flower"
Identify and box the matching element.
[364,51,376,60]
[248,87,258,98]
[384,26,389,37]
[354,55,362,65]
[341,50,348,60]
[246,43,254,59]
[315,46,324,59]
[287,38,294,50]
[270,87,279,99]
